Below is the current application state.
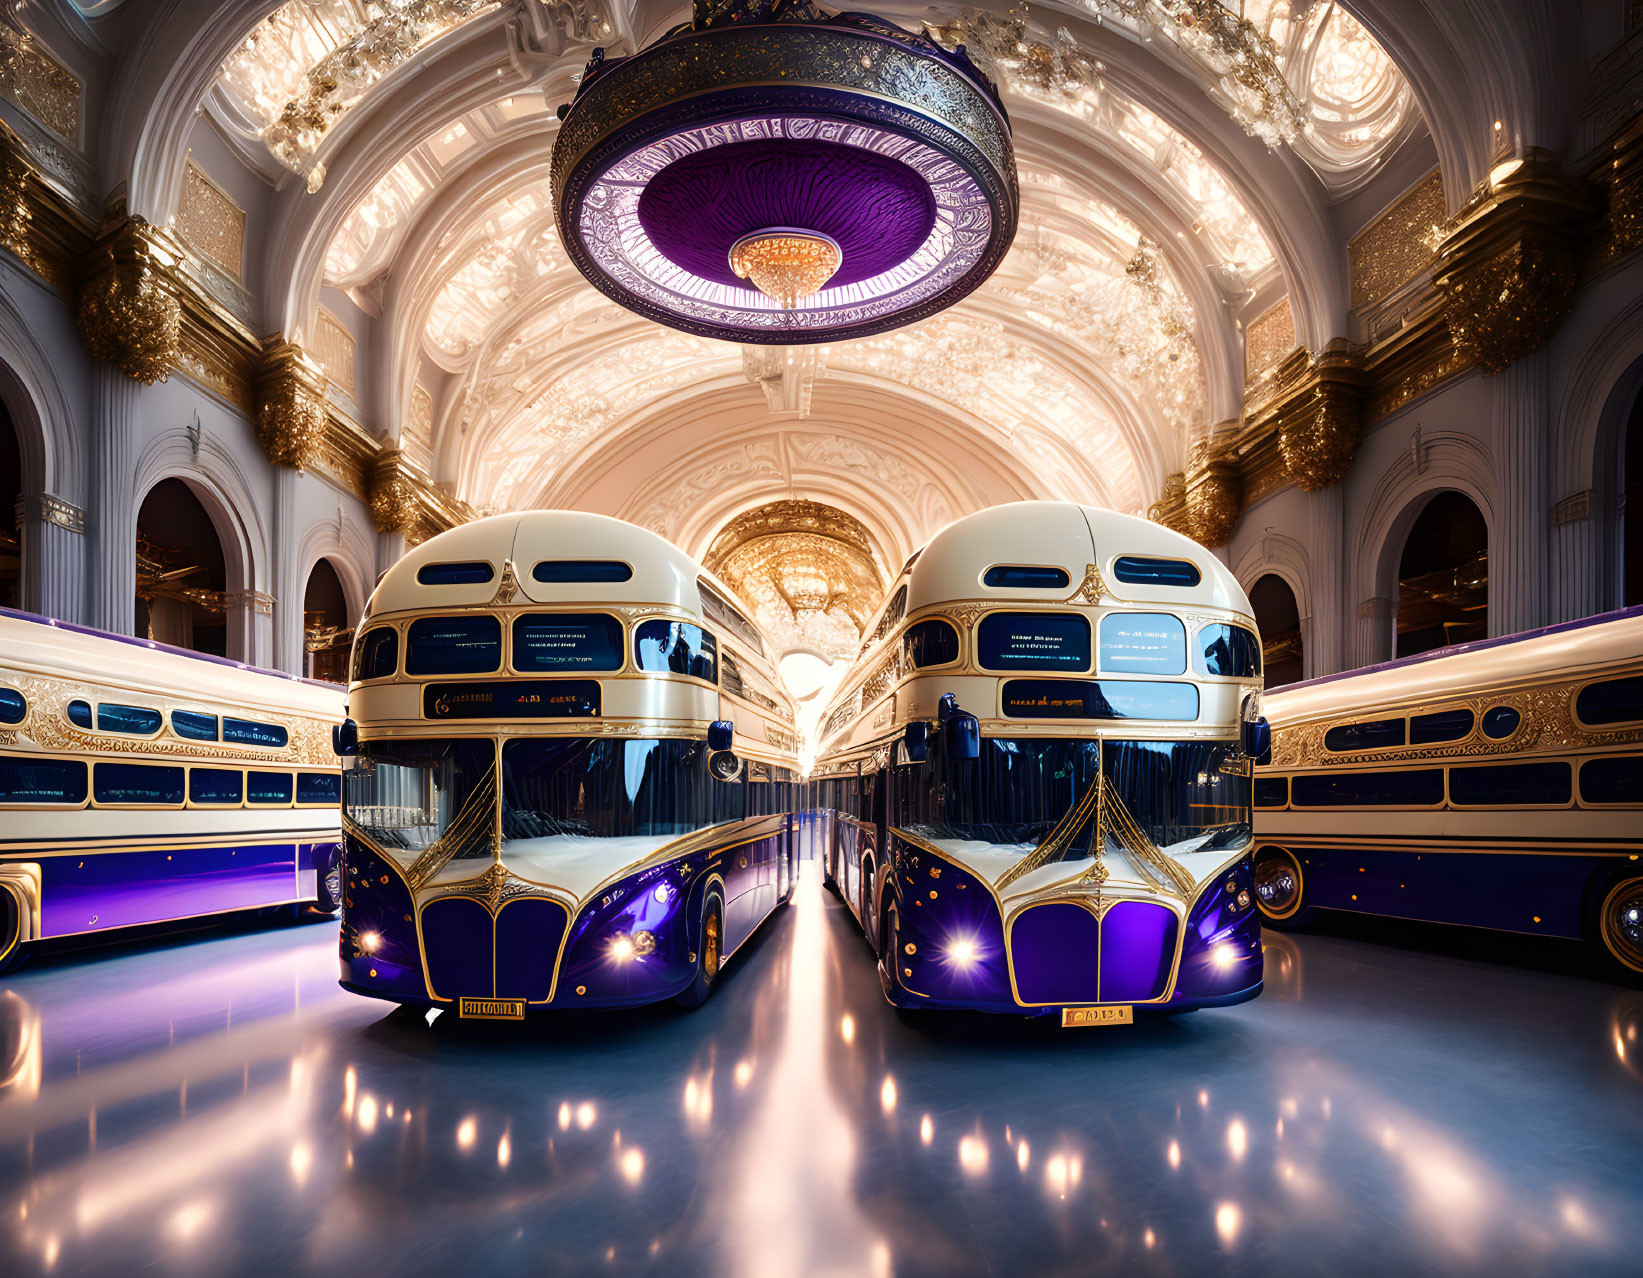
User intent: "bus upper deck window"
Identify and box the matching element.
[1324,718,1405,752]
[248,771,295,805]
[1575,675,1643,727]
[97,704,163,735]
[983,565,1071,589]
[416,561,495,586]
[1199,624,1260,678]
[93,762,185,806]
[1481,705,1520,739]
[977,612,1090,671]
[67,699,92,728]
[513,613,624,672]
[0,757,87,804]
[406,616,502,676]
[0,687,24,724]
[1100,613,1186,676]
[1410,708,1474,744]
[906,619,959,668]
[634,619,717,683]
[189,768,244,805]
[354,626,399,681]
[533,560,633,582]
[172,709,219,741]
[1112,556,1201,587]
[224,718,290,749]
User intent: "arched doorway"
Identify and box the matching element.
[0,398,19,610]
[1623,386,1643,606]
[1249,574,1303,687]
[1395,491,1488,657]
[135,478,228,656]
[302,559,352,683]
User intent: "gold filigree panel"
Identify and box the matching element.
[1348,169,1445,309]
[404,382,435,470]
[178,158,245,280]
[0,37,79,144]
[313,308,358,396]
[1244,296,1295,384]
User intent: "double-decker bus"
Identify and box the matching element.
[808,501,1268,1023]
[0,607,346,974]
[1254,606,1643,977]
[336,512,801,1018]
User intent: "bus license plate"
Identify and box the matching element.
[1062,1005,1133,1027]
[459,997,525,1020]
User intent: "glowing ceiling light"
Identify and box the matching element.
[728,230,843,310]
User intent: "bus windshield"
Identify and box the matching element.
[345,739,495,862]
[500,738,741,851]
[896,737,1250,860]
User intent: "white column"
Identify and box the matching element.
[1355,596,1394,667]
[271,467,302,675]
[1490,348,1552,635]
[1305,484,1347,677]
[1548,490,1606,622]
[87,362,140,634]
[15,493,86,622]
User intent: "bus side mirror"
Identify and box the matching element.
[948,712,980,761]
[938,692,960,722]
[903,721,930,762]
[708,720,734,751]
[332,719,358,757]
[1243,716,1271,765]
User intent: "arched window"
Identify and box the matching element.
[0,399,19,611]
[303,559,352,684]
[1623,386,1643,606]
[1396,492,1488,657]
[1249,574,1303,688]
[135,479,228,656]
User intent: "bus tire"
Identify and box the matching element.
[1594,873,1643,983]
[314,844,343,915]
[1252,846,1311,930]
[676,892,725,1009]
[0,888,27,976]
[877,902,902,1000]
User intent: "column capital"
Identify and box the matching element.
[75,214,183,385]
[227,589,276,617]
[254,339,329,471]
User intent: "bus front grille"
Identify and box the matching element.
[419,896,569,1003]
[1010,899,1178,1005]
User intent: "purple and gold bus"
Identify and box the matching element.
[335,512,801,1018]
[809,502,1268,1023]
[0,607,346,974]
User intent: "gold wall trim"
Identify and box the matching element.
[178,155,245,281]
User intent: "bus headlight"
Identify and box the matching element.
[946,938,979,969]
[359,931,381,954]
[610,931,657,963]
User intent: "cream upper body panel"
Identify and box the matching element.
[0,612,344,726]
[817,502,1259,762]
[352,512,798,767]
[366,511,708,620]
[1262,608,1643,732]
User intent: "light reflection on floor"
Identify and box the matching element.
[1,872,1641,1275]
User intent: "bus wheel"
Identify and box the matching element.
[0,889,27,976]
[877,904,902,999]
[314,848,343,915]
[1596,876,1643,981]
[676,893,725,1009]
[1253,846,1310,929]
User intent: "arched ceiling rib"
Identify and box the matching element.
[100,0,1478,535]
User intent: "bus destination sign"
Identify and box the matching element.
[423,679,602,720]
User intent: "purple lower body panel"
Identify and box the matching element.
[1098,901,1178,1002]
[33,842,300,937]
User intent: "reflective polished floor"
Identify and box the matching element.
[3,871,1642,1277]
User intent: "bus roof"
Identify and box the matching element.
[368,511,747,620]
[1264,604,1643,725]
[896,501,1250,619]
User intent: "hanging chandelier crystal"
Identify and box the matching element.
[551,0,1018,344]
[729,230,844,310]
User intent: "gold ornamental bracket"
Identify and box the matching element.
[1432,148,1598,375]
[367,449,419,535]
[254,339,329,471]
[1267,340,1367,493]
[74,214,183,385]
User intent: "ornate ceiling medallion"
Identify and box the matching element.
[550,1,1019,344]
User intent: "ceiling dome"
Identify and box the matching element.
[550,3,1019,344]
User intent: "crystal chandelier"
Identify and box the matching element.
[551,1,1018,344]
[729,230,843,310]
[1089,0,1306,147]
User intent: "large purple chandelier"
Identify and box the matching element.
[550,0,1018,345]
